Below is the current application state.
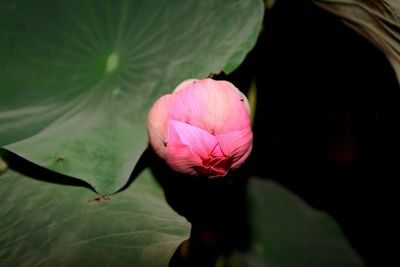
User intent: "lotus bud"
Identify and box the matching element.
[147,78,253,177]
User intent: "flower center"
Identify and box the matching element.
[198,144,232,177]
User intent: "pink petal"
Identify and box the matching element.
[147,94,174,158]
[165,142,202,175]
[218,80,251,115]
[231,142,253,169]
[200,143,232,177]
[217,127,253,169]
[168,119,217,160]
[170,78,250,135]
[211,143,224,157]
[166,120,236,177]
[173,79,199,93]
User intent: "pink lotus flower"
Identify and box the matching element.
[147,78,253,177]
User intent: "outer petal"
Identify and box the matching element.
[217,127,253,169]
[218,80,251,115]
[173,79,199,93]
[167,120,236,177]
[147,94,174,158]
[168,119,217,160]
[165,120,214,175]
[170,78,250,134]
[165,142,202,175]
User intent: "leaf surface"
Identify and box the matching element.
[243,177,365,267]
[0,168,190,267]
[0,0,264,194]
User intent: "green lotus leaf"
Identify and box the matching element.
[0,168,190,267]
[243,177,365,267]
[0,0,264,194]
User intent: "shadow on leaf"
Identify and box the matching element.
[0,149,93,190]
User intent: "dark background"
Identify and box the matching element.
[224,0,399,266]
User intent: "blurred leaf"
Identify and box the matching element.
[0,0,264,194]
[242,177,365,267]
[265,0,277,9]
[247,79,257,127]
[313,0,400,84]
[0,168,190,267]
[0,157,7,174]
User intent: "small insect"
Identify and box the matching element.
[89,195,111,204]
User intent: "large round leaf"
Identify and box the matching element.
[0,0,264,194]
[0,168,190,267]
[243,177,365,267]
